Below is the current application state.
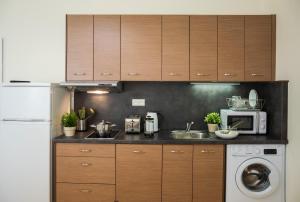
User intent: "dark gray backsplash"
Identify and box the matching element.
[74,81,288,140]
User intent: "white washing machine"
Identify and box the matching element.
[226,144,285,202]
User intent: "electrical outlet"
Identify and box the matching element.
[132,99,145,107]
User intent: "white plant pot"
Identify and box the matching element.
[64,127,76,137]
[207,124,218,133]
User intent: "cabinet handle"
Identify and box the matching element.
[73,72,86,76]
[201,149,215,153]
[80,162,92,167]
[132,150,144,153]
[79,149,91,153]
[224,73,235,77]
[101,72,112,76]
[168,72,178,76]
[128,73,139,76]
[79,189,92,193]
[251,73,264,77]
[196,73,210,76]
[170,150,184,153]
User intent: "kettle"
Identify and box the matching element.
[146,112,158,132]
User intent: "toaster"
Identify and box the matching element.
[125,115,141,133]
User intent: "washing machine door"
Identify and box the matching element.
[235,158,280,199]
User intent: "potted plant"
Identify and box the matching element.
[77,107,86,131]
[204,112,221,133]
[61,111,78,136]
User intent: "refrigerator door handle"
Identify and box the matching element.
[2,118,50,122]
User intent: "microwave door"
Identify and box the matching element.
[227,115,255,134]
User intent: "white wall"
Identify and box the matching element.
[272,0,300,201]
[0,0,299,201]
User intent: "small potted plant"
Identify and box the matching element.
[61,111,78,136]
[77,107,87,131]
[204,112,221,133]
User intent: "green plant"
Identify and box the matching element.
[78,107,86,120]
[204,112,221,124]
[61,111,78,127]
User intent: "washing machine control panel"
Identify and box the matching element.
[231,145,281,156]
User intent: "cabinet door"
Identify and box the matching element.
[116,144,162,202]
[190,16,218,81]
[218,16,245,81]
[162,145,193,202]
[56,183,115,202]
[121,16,162,81]
[66,15,93,81]
[94,15,120,80]
[245,15,272,81]
[193,145,224,202]
[162,16,189,81]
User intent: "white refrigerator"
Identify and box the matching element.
[0,83,70,202]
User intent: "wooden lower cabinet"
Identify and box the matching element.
[56,183,115,202]
[162,145,193,202]
[116,144,162,202]
[193,145,225,202]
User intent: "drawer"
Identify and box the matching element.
[56,157,115,184]
[56,143,115,157]
[163,145,193,161]
[117,144,162,161]
[56,183,115,202]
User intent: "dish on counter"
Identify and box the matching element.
[215,130,239,139]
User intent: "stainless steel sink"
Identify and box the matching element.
[171,130,210,139]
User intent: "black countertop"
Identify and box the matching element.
[53,130,288,144]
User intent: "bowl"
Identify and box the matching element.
[215,130,239,139]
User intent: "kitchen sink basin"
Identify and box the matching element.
[171,130,210,139]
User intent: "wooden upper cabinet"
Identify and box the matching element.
[245,15,272,81]
[94,15,120,80]
[116,144,162,202]
[66,15,93,81]
[162,16,189,81]
[121,15,162,81]
[218,16,245,81]
[162,145,193,202]
[190,16,218,81]
[193,145,224,202]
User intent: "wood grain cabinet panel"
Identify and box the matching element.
[56,156,115,184]
[162,145,193,202]
[121,15,162,81]
[56,183,115,202]
[162,16,189,81]
[66,15,93,81]
[56,143,115,157]
[190,16,218,81]
[193,145,224,202]
[245,15,272,81]
[218,16,245,81]
[94,15,121,80]
[116,144,162,202]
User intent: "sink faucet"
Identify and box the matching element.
[186,121,194,132]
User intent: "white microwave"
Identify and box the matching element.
[220,109,267,134]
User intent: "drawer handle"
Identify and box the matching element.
[101,72,112,76]
[196,73,210,76]
[201,149,215,153]
[73,72,86,76]
[170,150,184,153]
[132,150,144,153]
[81,162,92,167]
[80,189,92,193]
[224,73,235,77]
[251,73,264,77]
[168,72,178,76]
[79,149,91,153]
[128,73,139,76]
